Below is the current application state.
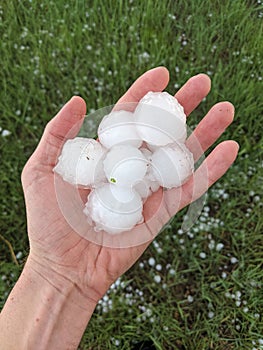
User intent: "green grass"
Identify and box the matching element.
[0,0,262,349]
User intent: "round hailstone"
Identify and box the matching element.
[150,142,194,188]
[103,145,148,187]
[98,110,142,149]
[83,183,143,234]
[53,137,107,187]
[134,91,187,146]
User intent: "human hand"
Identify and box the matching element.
[21,67,238,302]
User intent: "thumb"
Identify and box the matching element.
[30,96,86,167]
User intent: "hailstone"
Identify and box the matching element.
[150,142,194,188]
[103,145,148,187]
[98,110,142,149]
[53,137,107,187]
[134,91,187,146]
[84,183,143,234]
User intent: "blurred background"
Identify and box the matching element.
[0,1,262,349]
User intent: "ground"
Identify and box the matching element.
[0,1,262,349]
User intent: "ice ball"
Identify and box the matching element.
[150,142,194,188]
[53,137,107,187]
[98,110,142,149]
[84,183,143,234]
[103,145,148,187]
[134,91,187,146]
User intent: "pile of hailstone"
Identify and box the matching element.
[54,92,194,234]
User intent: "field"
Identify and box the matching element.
[0,0,262,349]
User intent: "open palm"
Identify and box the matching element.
[21,67,238,301]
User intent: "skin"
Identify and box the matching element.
[0,67,239,349]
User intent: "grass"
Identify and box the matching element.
[0,0,262,349]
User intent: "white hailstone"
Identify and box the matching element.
[243,307,249,313]
[155,264,162,271]
[114,339,120,346]
[83,183,143,234]
[187,295,194,303]
[153,275,161,283]
[216,243,224,251]
[230,257,238,264]
[54,137,107,187]
[208,239,215,250]
[208,311,215,319]
[148,257,156,266]
[15,251,23,259]
[1,129,11,137]
[103,145,148,187]
[98,110,142,149]
[145,308,153,317]
[150,142,194,188]
[221,272,227,279]
[236,291,242,299]
[134,91,187,146]
[179,238,185,245]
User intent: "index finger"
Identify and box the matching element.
[115,66,170,110]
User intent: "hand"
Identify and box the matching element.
[21,67,239,302]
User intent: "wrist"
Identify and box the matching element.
[0,254,98,350]
[25,253,99,310]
